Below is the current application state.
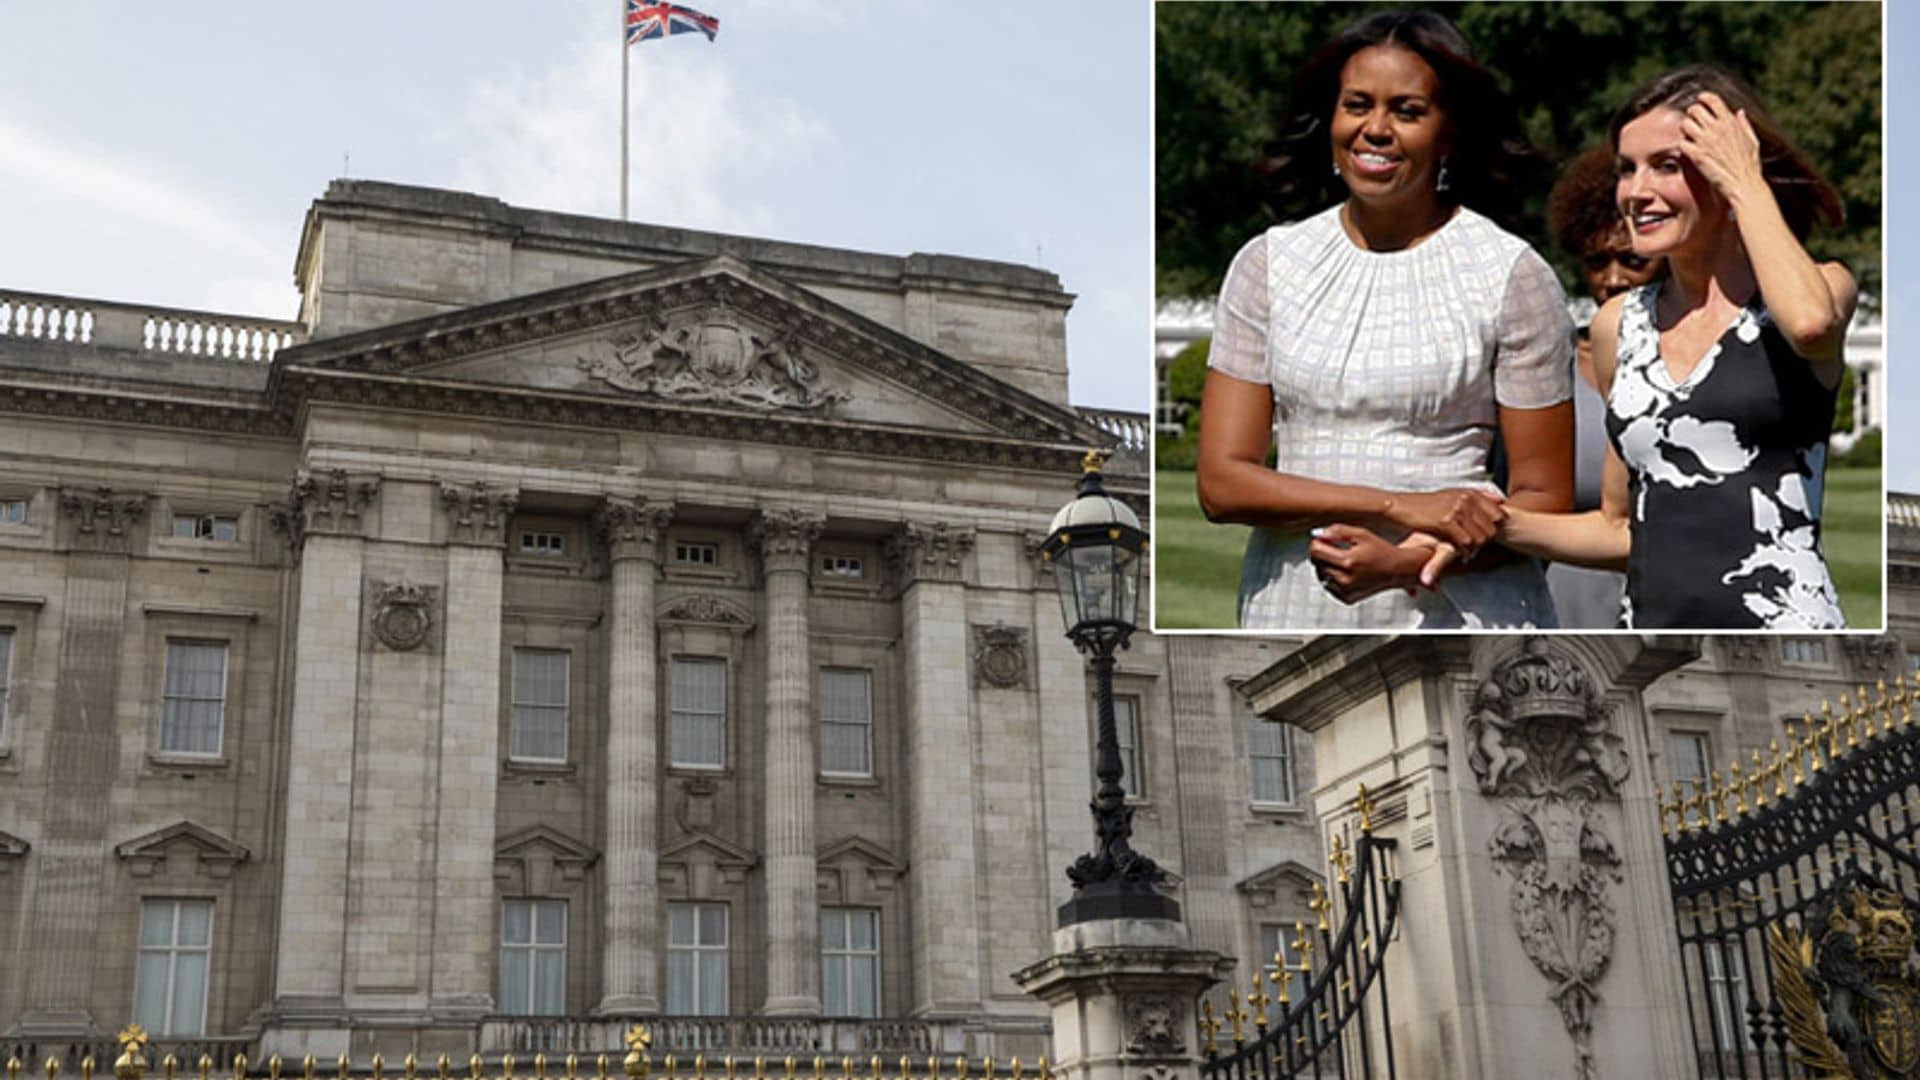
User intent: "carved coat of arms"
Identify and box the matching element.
[578,303,848,414]
[1770,872,1920,1079]
[371,581,437,652]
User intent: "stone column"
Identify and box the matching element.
[596,495,673,1015]
[16,489,147,1036]
[268,469,380,1055]
[887,521,982,1016]
[749,506,826,1016]
[1242,634,1699,1080]
[1164,638,1237,958]
[1014,919,1231,1080]
[428,482,517,1018]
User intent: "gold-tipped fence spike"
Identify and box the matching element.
[1011,1060,1024,1080]
[1200,1000,1221,1055]
[977,1060,989,1080]
[502,1057,516,1080]
[1729,762,1748,814]
[662,1058,675,1080]
[810,1058,824,1080]
[565,1058,578,1080]
[1037,1060,1050,1080]
[1248,977,1273,1029]
[265,1057,280,1080]
[229,1059,243,1080]
[403,1056,417,1080]
[783,1058,795,1080]
[1354,784,1376,833]
[1669,782,1688,835]
[922,1060,935,1080]
[951,1058,965,1080]
[1750,750,1768,808]
[1711,771,1728,825]
[892,1058,904,1080]
[43,1060,57,1080]
[594,1057,608,1080]
[1225,995,1247,1045]
[369,1056,383,1080]
[469,1056,483,1080]
[8,1059,20,1080]
[439,1056,452,1080]
[163,1057,178,1080]
[537,1056,551,1080]
[301,1057,315,1080]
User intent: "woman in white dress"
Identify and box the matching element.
[1195,10,1575,629]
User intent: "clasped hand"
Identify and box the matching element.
[1308,487,1500,604]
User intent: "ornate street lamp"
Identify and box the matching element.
[1042,451,1179,925]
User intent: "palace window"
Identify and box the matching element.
[510,649,570,762]
[1259,924,1309,1011]
[133,899,211,1036]
[669,658,726,768]
[1091,695,1144,798]
[160,640,226,755]
[819,669,872,776]
[500,899,567,1016]
[821,555,863,578]
[1249,719,1296,805]
[1668,731,1711,787]
[1780,638,1827,665]
[171,514,238,542]
[820,907,880,1018]
[1704,941,1754,1050]
[674,542,719,567]
[519,531,566,556]
[666,902,728,1015]
[0,499,25,524]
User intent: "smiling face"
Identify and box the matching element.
[1615,106,1725,258]
[1580,224,1661,303]
[1330,44,1451,208]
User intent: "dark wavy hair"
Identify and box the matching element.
[1547,145,1625,256]
[1266,10,1540,226]
[1608,65,1843,241]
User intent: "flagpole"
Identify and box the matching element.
[619,0,629,221]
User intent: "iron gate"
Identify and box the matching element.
[1201,787,1401,1080]
[1661,681,1920,1079]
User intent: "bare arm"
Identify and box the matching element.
[1683,91,1856,384]
[1194,369,1505,551]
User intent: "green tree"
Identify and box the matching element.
[1157,2,1882,303]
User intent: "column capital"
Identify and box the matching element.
[595,496,674,563]
[56,487,148,554]
[886,520,975,587]
[271,468,381,549]
[749,506,826,575]
[438,482,519,548]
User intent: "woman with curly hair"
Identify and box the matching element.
[1195,9,1574,628]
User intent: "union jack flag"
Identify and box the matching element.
[626,0,720,44]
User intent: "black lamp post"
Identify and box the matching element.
[1042,451,1179,925]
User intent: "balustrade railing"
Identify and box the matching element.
[1074,408,1149,462]
[0,290,304,363]
[481,1018,942,1058]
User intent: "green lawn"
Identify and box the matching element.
[1152,465,1885,630]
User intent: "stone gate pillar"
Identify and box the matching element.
[1240,635,1699,1080]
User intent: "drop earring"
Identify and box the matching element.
[1435,159,1451,193]
[1332,161,1342,179]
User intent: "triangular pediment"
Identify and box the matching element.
[114,820,250,878]
[817,835,904,874]
[1238,860,1325,911]
[495,824,599,866]
[274,256,1103,448]
[659,830,758,870]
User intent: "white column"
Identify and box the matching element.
[596,496,673,1015]
[270,471,380,1041]
[889,521,982,1016]
[750,506,826,1016]
[428,482,516,1016]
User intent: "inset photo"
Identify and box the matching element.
[1153,2,1884,631]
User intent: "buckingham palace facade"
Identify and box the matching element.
[0,182,1316,1061]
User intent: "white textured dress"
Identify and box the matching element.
[1208,205,1573,629]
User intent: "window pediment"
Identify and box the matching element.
[114,820,250,879]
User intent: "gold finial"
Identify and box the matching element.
[114,1026,150,1080]
[1080,449,1107,474]
[565,1058,578,1080]
[503,1057,516,1080]
[301,1057,316,1080]
[810,1059,824,1080]
[1750,750,1768,808]
[468,1056,483,1080]
[402,1056,417,1080]
[1729,763,1748,814]
[595,1057,608,1080]
[1710,771,1728,825]
[334,1058,347,1080]
[370,1056,383,1080]
[1309,880,1332,932]
[1249,977,1273,1030]
[977,1061,989,1080]
[1038,1060,1050,1080]
[438,1057,451,1080]
[228,1059,241,1080]
[1668,782,1688,835]
[1010,1061,1023,1080]
[662,1059,674,1080]
[537,1057,551,1080]
[9,1059,21,1080]
[82,1059,93,1080]
[44,1061,58,1080]
[1200,1000,1222,1055]
[1354,784,1375,833]
[921,1060,934,1080]
[624,1027,652,1080]
[783,1058,796,1080]
[163,1056,177,1080]
[1327,833,1351,885]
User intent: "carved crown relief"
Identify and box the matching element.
[972,621,1030,689]
[369,580,437,652]
[1469,637,1627,1080]
[577,298,849,415]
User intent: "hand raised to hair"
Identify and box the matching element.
[1677,91,1766,202]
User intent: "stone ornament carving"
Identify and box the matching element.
[885,521,975,586]
[370,580,437,652]
[1843,635,1902,676]
[675,776,719,832]
[658,593,754,629]
[272,468,380,548]
[57,487,147,552]
[1022,532,1056,579]
[595,496,674,563]
[1124,994,1186,1056]
[577,300,849,414]
[1718,635,1769,669]
[439,482,518,547]
[1468,637,1626,1080]
[971,621,1029,689]
[748,507,826,573]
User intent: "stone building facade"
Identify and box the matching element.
[0,182,1319,1061]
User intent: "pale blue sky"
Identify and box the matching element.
[0,2,1151,411]
[1887,1,1912,489]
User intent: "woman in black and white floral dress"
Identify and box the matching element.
[1487,66,1855,628]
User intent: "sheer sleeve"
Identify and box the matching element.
[1207,233,1269,383]
[1494,248,1574,409]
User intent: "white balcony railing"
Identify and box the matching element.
[0,290,305,363]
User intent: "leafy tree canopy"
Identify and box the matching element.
[1156,2,1881,304]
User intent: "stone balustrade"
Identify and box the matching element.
[480,1017,959,1059]
[0,289,305,363]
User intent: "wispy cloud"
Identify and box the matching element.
[449,30,832,236]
